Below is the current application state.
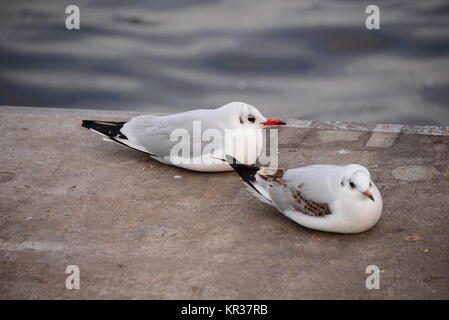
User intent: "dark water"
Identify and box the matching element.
[1,0,449,125]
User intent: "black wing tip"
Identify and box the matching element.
[81,119,126,126]
[81,120,160,156]
[81,120,128,139]
[225,155,238,166]
[81,119,93,129]
[224,154,260,182]
[225,154,259,168]
[224,155,268,200]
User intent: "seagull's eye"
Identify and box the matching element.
[369,182,372,188]
[247,115,255,123]
[349,181,356,189]
[239,116,243,124]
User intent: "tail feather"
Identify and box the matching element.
[81,120,127,139]
[81,120,155,156]
[225,155,273,205]
[225,155,260,186]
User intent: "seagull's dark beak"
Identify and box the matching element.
[261,118,286,126]
[363,191,375,201]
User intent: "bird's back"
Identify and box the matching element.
[282,165,343,205]
[121,109,223,159]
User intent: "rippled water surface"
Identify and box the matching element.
[1,0,449,125]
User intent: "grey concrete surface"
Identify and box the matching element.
[0,107,448,299]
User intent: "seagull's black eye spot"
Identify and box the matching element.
[349,181,356,189]
[341,180,344,187]
[369,182,372,188]
[239,116,243,124]
[248,115,255,123]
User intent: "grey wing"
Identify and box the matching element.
[121,115,174,158]
[265,166,340,217]
[282,165,341,204]
[120,110,223,159]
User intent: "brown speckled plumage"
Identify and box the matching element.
[260,169,331,217]
[291,185,331,217]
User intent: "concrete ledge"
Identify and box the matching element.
[1,106,448,299]
[3,106,449,136]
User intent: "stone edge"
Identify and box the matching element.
[1,106,449,136]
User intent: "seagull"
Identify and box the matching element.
[226,156,383,233]
[81,102,285,172]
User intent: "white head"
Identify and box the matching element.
[339,164,377,202]
[329,164,383,233]
[216,102,285,129]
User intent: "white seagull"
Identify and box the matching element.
[226,156,383,233]
[81,102,285,172]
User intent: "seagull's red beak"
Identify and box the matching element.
[261,118,286,126]
[362,191,375,201]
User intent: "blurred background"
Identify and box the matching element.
[0,0,448,125]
